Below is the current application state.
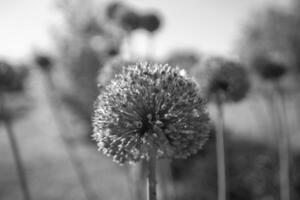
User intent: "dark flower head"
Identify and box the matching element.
[203,57,250,102]
[93,62,211,164]
[140,13,161,33]
[118,10,141,31]
[0,61,28,92]
[252,56,287,80]
[35,55,53,71]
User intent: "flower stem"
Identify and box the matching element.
[0,93,31,200]
[216,99,226,200]
[147,148,157,200]
[273,83,290,200]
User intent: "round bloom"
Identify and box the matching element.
[93,62,210,164]
[140,13,161,33]
[118,10,141,31]
[201,57,250,102]
[0,61,28,92]
[252,56,287,80]
[35,54,53,71]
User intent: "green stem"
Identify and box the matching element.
[216,99,226,200]
[147,148,157,200]
[0,93,31,200]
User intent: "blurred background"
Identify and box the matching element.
[1,0,300,199]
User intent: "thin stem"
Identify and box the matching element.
[42,72,96,200]
[147,148,157,200]
[0,93,31,200]
[273,83,290,200]
[216,99,226,200]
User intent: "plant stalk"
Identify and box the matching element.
[147,148,157,200]
[0,93,31,200]
[216,99,226,200]
[273,83,290,200]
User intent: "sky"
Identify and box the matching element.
[0,0,292,62]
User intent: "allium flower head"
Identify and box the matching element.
[140,13,161,33]
[35,55,53,71]
[204,57,250,102]
[252,55,287,80]
[118,10,141,31]
[0,61,27,92]
[93,62,210,164]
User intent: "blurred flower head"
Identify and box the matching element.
[35,54,53,72]
[252,55,287,80]
[93,62,211,164]
[0,61,28,92]
[203,57,250,102]
[140,13,161,33]
[118,9,141,31]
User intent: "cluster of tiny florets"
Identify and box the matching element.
[93,62,210,164]
[203,57,250,102]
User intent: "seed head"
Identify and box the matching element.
[252,56,287,80]
[202,57,250,102]
[140,13,161,33]
[93,62,211,164]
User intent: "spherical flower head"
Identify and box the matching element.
[118,9,141,31]
[252,56,287,80]
[0,61,27,92]
[204,57,250,102]
[140,13,161,33]
[35,55,53,72]
[93,62,211,164]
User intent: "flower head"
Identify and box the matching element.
[0,61,28,92]
[35,54,53,71]
[93,62,210,164]
[140,13,161,33]
[118,10,141,31]
[252,55,287,80]
[202,57,250,102]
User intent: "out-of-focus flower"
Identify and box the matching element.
[252,56,287,80]
[140,13,161,33]
[35,55,53,71]
[118,10,141,31]
[202,57,250,102]
[93,62,211,164]
[0,61,28,92]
